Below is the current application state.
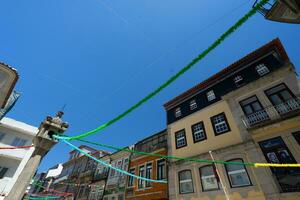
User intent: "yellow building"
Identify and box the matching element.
[163,38,300,200]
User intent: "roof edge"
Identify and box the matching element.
[163,38,289,110]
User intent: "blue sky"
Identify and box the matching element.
[0,0,299,172]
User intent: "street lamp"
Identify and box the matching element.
[254,0,300,24]
[0,62,18,108]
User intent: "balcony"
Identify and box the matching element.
[253,0,300,24]
[242,97,300,129]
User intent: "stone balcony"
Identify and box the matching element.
[242,96,300,129]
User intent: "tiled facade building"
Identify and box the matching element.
[164,38,300,200]
[125,130,168,200]
[89,155,111,200]
[103,150,130,200]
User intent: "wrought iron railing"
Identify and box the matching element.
[242,96,300,128]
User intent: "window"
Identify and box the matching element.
[175,129,187,149]
[265,83,299,112]
[240,96,268,124]
[145,163,152,187]
[157,159,166,180]
[178,170,194,194]
[259,137,300,192]
[11,137,27,146]
[210,113,230,135]
[138,166,145,188]
[110,163,116,177]
[256,64,269,76]
[0,132,5,142]
[0,166,8,178]
[233,75,243,86]
[191,122,206,143]
[190,100,197,110]
[128,168,135,187]
[225,159,251,188]
[265,84,299,115]
[116,160,122,176]
[199,165,219,191]
[118,194,123,200]
[158,135,166,143]
[175,108,181,118]
[240,96,265,116]
[292,131,300,145]
[207,90,216,101]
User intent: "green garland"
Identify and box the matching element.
[77,138,255,166]
[64,0,269,141]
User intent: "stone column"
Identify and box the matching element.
[5,111,69,200]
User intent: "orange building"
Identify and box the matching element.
[125,130,168,200]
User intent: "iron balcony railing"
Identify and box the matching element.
[242,96,300,128]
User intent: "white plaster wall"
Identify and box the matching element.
[0,117,37,199]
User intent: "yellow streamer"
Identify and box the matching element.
[255,163,300,167]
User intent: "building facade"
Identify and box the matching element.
[125,130,168,200]
[89,155,111,200]
[47,145,109,200]
[103,150,131,200]
[164,38,300,200]
[0,117,38,200]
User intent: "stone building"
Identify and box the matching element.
[163,38,300,200]
[125,130,168,200]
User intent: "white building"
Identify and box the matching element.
[0,117,38,200]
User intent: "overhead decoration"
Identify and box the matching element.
[60,0,270,141]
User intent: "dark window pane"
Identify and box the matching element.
[270,95,282,105]
[244,105,253,115]
[280,90,293,101]
[252,102,262,111]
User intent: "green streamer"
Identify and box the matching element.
[65,0,269,140]
[77,138,255,166]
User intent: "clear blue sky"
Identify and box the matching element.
[0,0,299,172]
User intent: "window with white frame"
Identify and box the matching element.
[145,163,152,187]
[11,137,27,146]
[175,129,187,149]
[199,165,219,191]
[178,170,194,194]
[234,75,243,86]
[225,159,251,188]
[128,168,135,187]
[206,90,216,101]
[157,159,166,180]
[191,122,206,143]
[256,64,270,76]
[189,100,197,110]
[0,132,5,142]
[211,113,230,135]
[0,166,8,178]
[138,165,145,188]
[175,107,181,118]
